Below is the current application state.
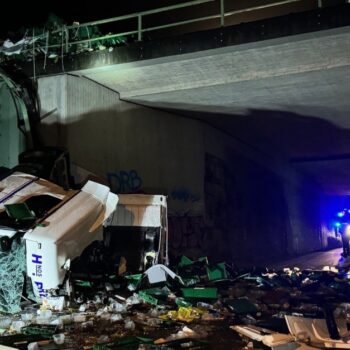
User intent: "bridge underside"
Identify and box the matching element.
[74,27,350,194]
[17,5,350,194]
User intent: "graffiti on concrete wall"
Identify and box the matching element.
[168,213,209,251]
[170,188,200,203]
[204,153,232,231]
[168,154,232,259]
[107,170,143,193]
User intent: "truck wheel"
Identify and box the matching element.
[0,236,12,251]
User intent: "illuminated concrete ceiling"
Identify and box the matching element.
[73,26,350,194]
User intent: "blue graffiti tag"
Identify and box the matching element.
[107,170,143,193]
[171,189,200,203]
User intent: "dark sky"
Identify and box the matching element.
[0,0,183,36]
[0,0,341,39]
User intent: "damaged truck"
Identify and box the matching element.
[0,169,168,313]
[0,68,169,312]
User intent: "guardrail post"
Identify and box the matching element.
[220,0,225,26]
[32,28,36,81]
[138,15,142,41]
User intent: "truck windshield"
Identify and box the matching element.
[0,195,61,231]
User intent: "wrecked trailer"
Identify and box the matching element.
[104,194,169,271]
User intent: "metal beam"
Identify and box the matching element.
[57,0,215,32]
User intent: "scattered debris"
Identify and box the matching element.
[2,174,350,349]
[144,264,181,285]
[0,254,349,349]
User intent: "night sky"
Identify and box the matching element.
[1,0,345,40]
[0,0,183,38]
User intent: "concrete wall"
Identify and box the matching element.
[0,83,25,168]
[37,74,322,264]
[38,74,204,212]
[201,121,322,263]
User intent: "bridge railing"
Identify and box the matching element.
[1,0,306,66]
[42,0,303,49]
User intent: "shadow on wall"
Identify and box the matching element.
[35,104,347,264]
[161,105,350,261]
[160,105,350,159]
[37,104,164,184]
[162,104,350,191]
[225,153,293,264]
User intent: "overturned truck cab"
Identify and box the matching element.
[0,172,118,301]
[24,180,118,298]
[0,172,168,309]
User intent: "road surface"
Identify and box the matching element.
[266,248,342,270]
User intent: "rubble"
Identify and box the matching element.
[0,254,349,349]
[1,172,350,349]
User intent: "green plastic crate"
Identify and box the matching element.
[206,262,228,281]
[181,287,218,299]
[5,203,35,221]
[138,291,158,305]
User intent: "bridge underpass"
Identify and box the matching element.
[69,25,350,195]
[2,4,350,349]
[9,2,350,263]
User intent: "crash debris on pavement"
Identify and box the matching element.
[0,253,350,349]
[1,172,350,349]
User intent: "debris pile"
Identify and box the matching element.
[0,13,128,63]
[1,256,350,349]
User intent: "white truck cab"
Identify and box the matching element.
[0,172,168,301]
[0,172,118,299]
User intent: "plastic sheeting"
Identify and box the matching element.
[0,242,26,313]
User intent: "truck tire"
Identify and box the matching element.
[0,236,12,252]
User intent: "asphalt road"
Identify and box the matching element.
[266,248,342,270]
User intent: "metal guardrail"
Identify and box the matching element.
[38,0,216,50]
[1,0,309,77]
[32,0,304,50]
